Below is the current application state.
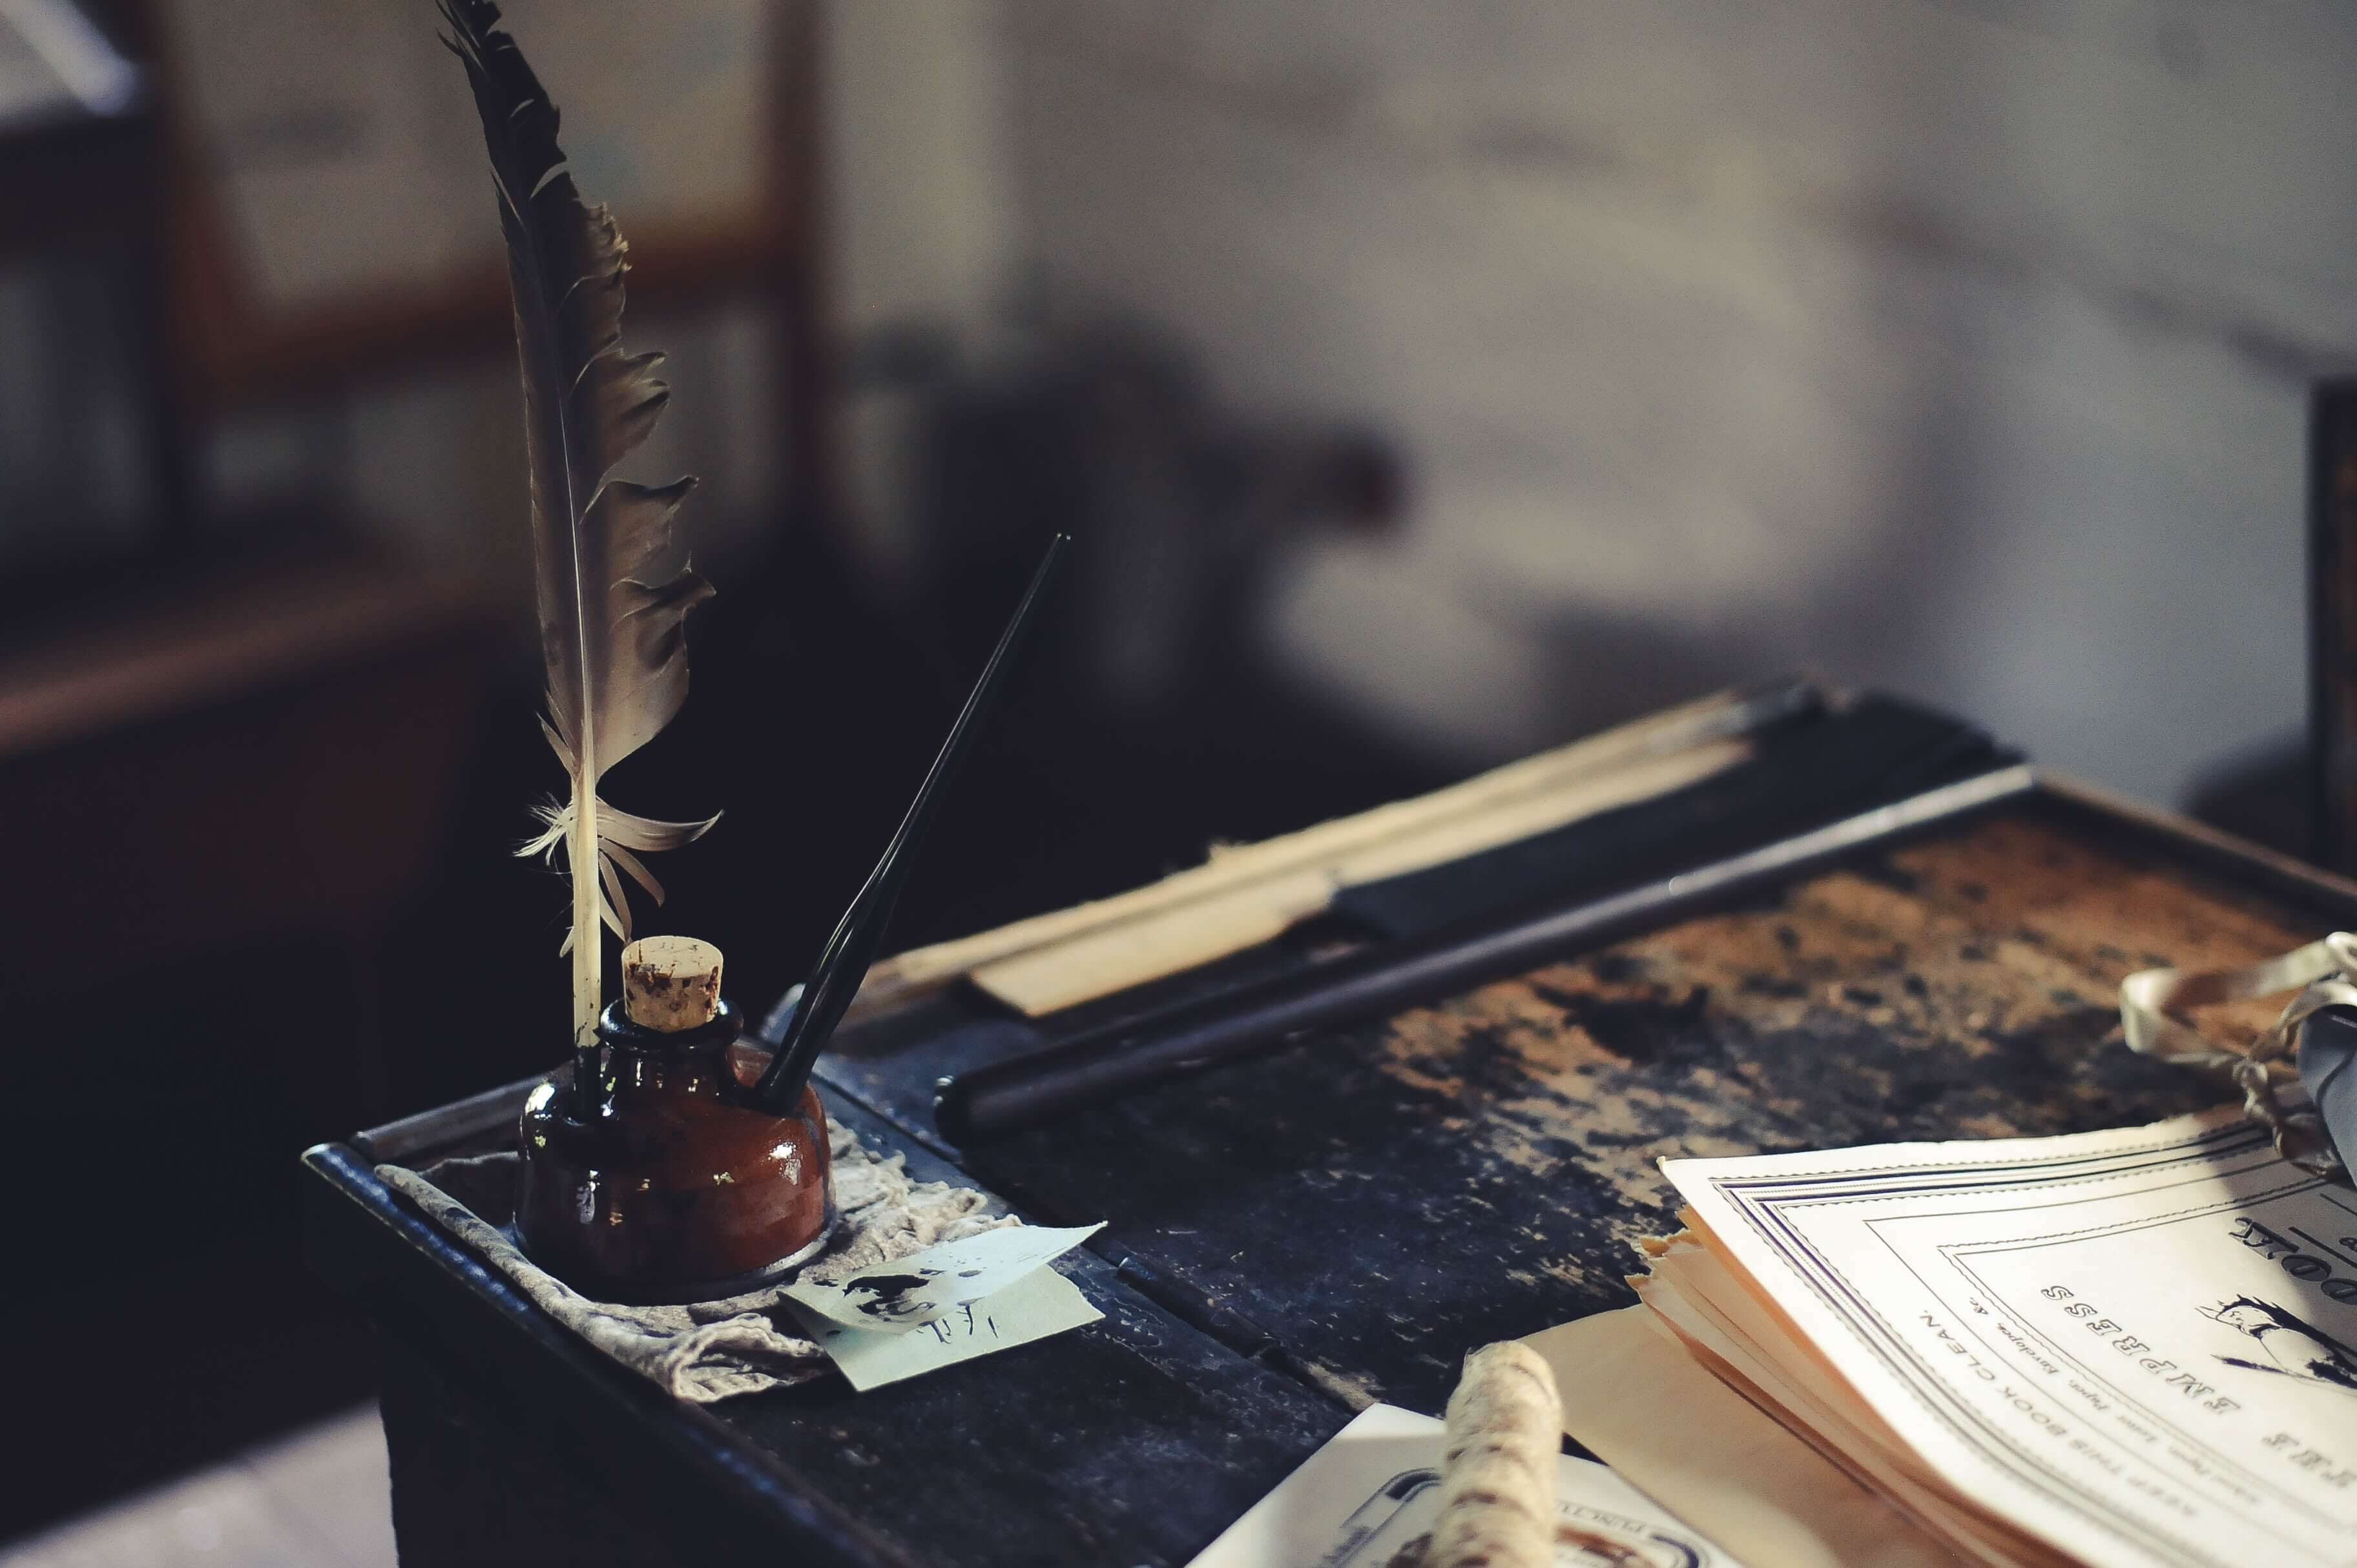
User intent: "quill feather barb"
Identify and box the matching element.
[441,0,717,1045]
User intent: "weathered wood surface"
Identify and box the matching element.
[854,798,2336,1417]
[711,1091,1351,1568]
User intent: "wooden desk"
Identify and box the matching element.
[302,739,2357,1566]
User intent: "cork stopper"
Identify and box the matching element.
[621,936,723,1032]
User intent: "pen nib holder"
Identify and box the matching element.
[516,938,834,1303]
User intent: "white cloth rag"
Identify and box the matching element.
[377,1118,1012,1402]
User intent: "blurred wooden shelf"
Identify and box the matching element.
[0,553,488,761]
[0,550,499,985]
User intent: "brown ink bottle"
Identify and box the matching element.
[517,936,833,1303]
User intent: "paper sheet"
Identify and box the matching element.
[1665,1111,2357,1568]
[1527,1310,1964,1568]
[780,1265,1103,1393]
[780,1222,1103,1334]
[1185,1401,1746,1568]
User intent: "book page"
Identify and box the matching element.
[1667,1113,2357,1568]
[1528,1309,1968,1568]
[1628,1252,2059,1566]
[1186,1401,1746,1568]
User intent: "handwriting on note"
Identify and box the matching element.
[782,1265,1103,1391]
[782,1222,1104,1336]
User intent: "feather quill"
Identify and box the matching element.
[440,0,717,1047]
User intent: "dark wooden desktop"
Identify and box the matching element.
[302,744,2352,1567]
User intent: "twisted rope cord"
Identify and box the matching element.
[2119,932,2357,1177]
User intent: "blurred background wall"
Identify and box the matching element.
[16,1,2340,803]
[831,0,2356,807]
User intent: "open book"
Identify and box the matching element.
[1532,1113,2357,1568]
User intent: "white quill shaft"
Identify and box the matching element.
[442,0,718,1046]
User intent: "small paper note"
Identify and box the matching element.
[782,1222,1104,1335]
[782,1265,1103,1392]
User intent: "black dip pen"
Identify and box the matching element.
[749,531,1071,1112]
